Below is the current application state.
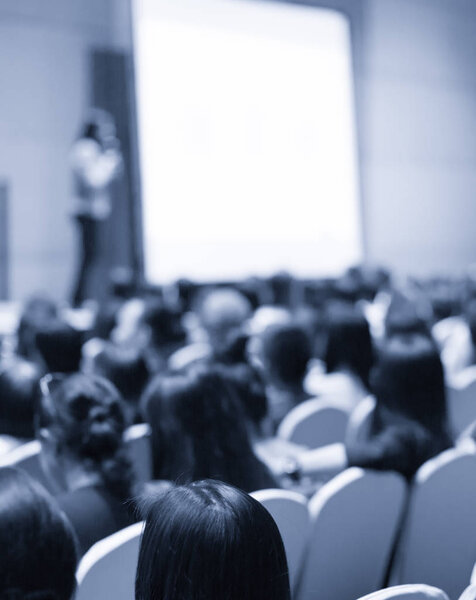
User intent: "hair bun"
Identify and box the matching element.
[80,407,120,458]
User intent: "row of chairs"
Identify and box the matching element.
[279,365,476,449]
[73,444,476,600]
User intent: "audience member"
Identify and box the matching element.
[16,295,58,363]
[35,319,84,373]
[37,373,137,555]
[256,322,312,428]
[87,343,149,424]
[0,467,77,600]
[304,306,373,412]
[0,357,41,448]
[141,366,277,492]
[289,334,452,481]
[136,480,291,600]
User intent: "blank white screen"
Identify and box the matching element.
[133,0,362,283]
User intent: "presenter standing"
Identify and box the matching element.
[70,110,122,306]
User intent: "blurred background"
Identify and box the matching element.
[1,0,476,303]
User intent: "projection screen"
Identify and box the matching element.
[133,0,362,283]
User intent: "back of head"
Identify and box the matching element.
[91,343,149,403]
[218,363,268,427]
[0,357,41,438]
[372,334,447,432]
[0,467,77,600]
[324,306,373,390]
[136,480,290,600]
[198,288,252,354]
[260,322,311,389]
[16,295,57,360]
[384,292,430,338]
[37,373,133,499]
[142,299,186,350]
[36,319,83,373]
[142,367,273,491]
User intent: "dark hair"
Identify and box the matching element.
[324,307,373,390]
[136,480,290,600]
[141,368,276,492]
[37,374,134,499]
[218,363,268,426]
[142,300,186,349]
[0,358,41,438]
[0,467,77,600]
[371,334,448,434]
[261,323,311,387]
[35,320,83,373]
[16,296,57,360]
[91,344,149,404]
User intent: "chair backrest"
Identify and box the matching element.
[392,447,476,599]
[447,367,476,439]
[0,440,58,493]
[251,488,310,594]
[345,396,376,447]
[124,423,152,485]
[277,399,349,449]
[356,584,449,600]
[76,521,143,600]
[459,585,476,600]
[297,467,407,600]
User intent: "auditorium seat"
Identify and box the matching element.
[251,488,309,594]
[124,423,152,485]
[390,447,476,599]
[345,396,376,447]
[446,367,476,439]
[0,439,57,494]
[277,399,349,449]
[356,584,449,600]
[459,585,476,600]
[76,521,144,600]
[296,467,407,600]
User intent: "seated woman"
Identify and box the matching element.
[286,334,452,481]
[141,366,278,492]
[37,373,138,555]
[254,322,313,429]
[136,479,290,600]
[0,466,77,599]
[218,363,306,478]
[304,305,373,412]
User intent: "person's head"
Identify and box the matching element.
[35,319,84,373]
[198,288,252,355]
[384,292,430,339]
[136,480,290,600]
[371,334,447,432]
[218,363,268,431]
[0,467,77,600]
[141,299,186,353]
[0,357,41,438]
[37,373,133,498]
[16,295,58,360]
[142,367,273,492]
[89,343,149,406]
[259,323,311,390]
[324,307,373,390]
